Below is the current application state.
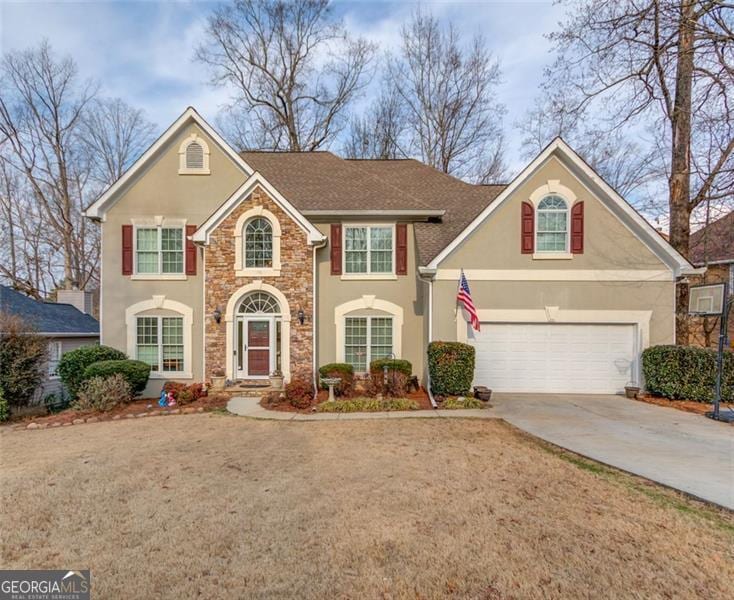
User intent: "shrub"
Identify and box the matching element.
[44,391,71,413]
[642,345,733,402]
[83,360,150,396]
[318,363,354,396]
[427,342,475,396]
[441,397,485,410]
[73,374,132,412]
[316,397,419,412]
[368,359,412,397]
[285,378,314,409]
[370,358,412,377]
[58,344,126,398]
[163,381,206,405]
[0,387,8,422]
[0,313,47,408]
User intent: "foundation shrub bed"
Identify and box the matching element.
[285,378,314,409]
[73,374,132,412]
[642,345,733,402]
[83,360,151,396]
[428,342,475,396]
[318,363,354,396]
[315,397,419,413]
[440,397,485,410]
[58,345,126,398]
[369,359,412,397]
[163,382,206,405]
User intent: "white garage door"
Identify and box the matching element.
[470,323,637,394]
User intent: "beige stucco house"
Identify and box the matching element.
[85,108,697,396]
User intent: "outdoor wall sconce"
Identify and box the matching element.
[213,307,222,324]
[297,308,306,325]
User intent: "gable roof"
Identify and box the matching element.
[689,211,734,266]
[0,286,99,336]
[192,172,326,245]
[84,107,254,221]
[424,137,698,276]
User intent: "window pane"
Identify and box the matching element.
[245,218,273,268]
[345,317,367,371]
[161,228,183,273]
[537,232,567,252]
[136,317,159,371]
[162,317,184,372]
[345,227,368,274]
[136,228,158,274]
[370,317,393,361]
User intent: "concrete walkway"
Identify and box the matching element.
[228,393,734,509]
[492,393,734,510]
[226,396,494,420]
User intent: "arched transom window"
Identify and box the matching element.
[238,291,280,314]
[245,217,273,268]
[536,195,568,252]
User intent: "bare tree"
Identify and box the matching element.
[386,10,507,183]
[197,0,376,151]
[79,97,156,186]
[342,82,407,159]
[534,0,733,342]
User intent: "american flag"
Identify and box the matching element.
[457,270,480,332]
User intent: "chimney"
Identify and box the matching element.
[56,286,93,315]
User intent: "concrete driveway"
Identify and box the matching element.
[491,393,734,510]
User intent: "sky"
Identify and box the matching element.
[0,0,565,173]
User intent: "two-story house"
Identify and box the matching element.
[85,108,696,396]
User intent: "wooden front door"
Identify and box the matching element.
[246,320,270,376]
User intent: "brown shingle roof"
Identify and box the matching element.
[348,159,505,264]
[240,151,506,264]
[689,211,734,265]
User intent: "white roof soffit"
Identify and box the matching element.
[84,107,255,221]
[426,137,697,277]
[192,172,325,245]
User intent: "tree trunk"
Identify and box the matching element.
[669,1,696,344]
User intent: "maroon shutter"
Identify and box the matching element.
[330,224,342,275]
[521,201,534,254]
[571,202,584,254]
[186,225,197,275]
[122,224,133,275]
[396,224,408,275]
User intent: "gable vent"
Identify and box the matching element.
[185,141,205,170]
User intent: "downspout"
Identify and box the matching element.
[419,267,438,408]
[311,238,327,400]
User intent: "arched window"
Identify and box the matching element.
[238,291,280,314]
[178,134,210,174]
[536,195,568,252]
[245,217,273,268]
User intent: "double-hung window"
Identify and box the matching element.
[136,316,185,373]
[344,316,393,372]
[535,196,569,253]
[136,227,184,275]
[344,226,393,274]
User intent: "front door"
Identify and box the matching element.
[235,318,272,378]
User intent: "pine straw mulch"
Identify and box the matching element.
[261,387,433,412]
[635,393,733,419]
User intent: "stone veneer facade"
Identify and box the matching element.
[204,186,314,381]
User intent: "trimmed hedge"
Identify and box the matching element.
[369,358,412,377]
[642,345,733,402]
[58,345,126,398]
[83,360,151,396]
[428,342,475,396]
[318,363,354,396]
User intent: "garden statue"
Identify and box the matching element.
[158,390,168,408]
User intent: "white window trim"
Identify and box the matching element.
[529,181,576,260]
[125,296,193,379]
[335,296,403,368]
[341,223,396,279]
[48,340,62,379]
[178,133,210,175]
[234,206,282,277]
[131,217,188,280]
[342,314,395,374]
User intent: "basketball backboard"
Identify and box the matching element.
[688,283,726,316]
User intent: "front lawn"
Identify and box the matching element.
[1,417,732,598]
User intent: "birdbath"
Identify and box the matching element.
[321,377,342,402]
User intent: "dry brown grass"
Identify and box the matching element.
[1,415,732,599]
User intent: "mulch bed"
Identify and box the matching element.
[634,393,733,417]
[261,387,433,413]
[6,394,230,430]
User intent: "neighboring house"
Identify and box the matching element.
[0,285,100,400]
[688,211,734,348]
[84,107,697,397]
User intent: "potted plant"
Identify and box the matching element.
[624,382,641,399]
[269,369,284,390]
[211,367,226,392]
